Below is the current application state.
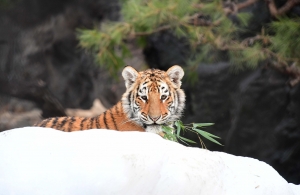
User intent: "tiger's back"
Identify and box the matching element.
[34,65,186,133]
[35,102,145,132]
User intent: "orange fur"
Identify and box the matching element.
[35,102,144,132]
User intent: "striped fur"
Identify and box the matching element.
[34,65,186,133]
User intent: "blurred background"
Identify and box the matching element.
[0,0,299,183]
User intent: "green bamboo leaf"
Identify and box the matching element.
[200,133,222,146]
[174,121,181,136]
[193,129,221,139]
[193,129,223,146]
[162,126,173,133]
[192,123,214,128]
[178,136,196,144]
[177,136,190,145]
[164,132,178,142]
[178,120,185,130]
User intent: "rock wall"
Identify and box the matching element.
[190,64,300,183]
[0,0,121,118]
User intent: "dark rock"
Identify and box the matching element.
[143,31,190,71]
[0,0,121,118]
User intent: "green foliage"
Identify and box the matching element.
[229,43,267,70]
[269,18,300,66]
[162,120,222,148]
[78,24,132,76]
[78,0,248,74]
[78,0,300,79]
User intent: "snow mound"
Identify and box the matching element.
[0,127,299,195]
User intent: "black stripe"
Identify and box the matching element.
[130,92,135,118]
[176,90,181,104]
[110,110,118,130]
[89,117,94,129]
[127,91,132,106]
[175,90,180,113]
[80,118,87,130]
[115,104,119,115]
[59,117,69,130]
[68,117,76,132]
[103,111,108,129]
[95,117,100,128]
[51,117,59,128]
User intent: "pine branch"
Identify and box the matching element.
[77,0,300,86]
[133,25,171,36]
[241,35,270,46]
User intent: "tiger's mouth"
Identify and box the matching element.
[144,123,167,133]
[142,122,167,128]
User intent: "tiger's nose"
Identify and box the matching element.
[149,116,160,122]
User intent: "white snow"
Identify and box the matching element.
[0,127,299,195]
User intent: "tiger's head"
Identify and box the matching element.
[121,65,185,133]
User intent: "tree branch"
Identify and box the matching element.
[241,35,270,46]
[223,0,258,15]
[237,0,259,10]
[285,63,300,86]
[266,0,300,17]
[223,0,300,17]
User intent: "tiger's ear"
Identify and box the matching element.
[167,65,184,88]
[122,66,139,89]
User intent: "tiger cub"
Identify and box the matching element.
[34,65,186,134]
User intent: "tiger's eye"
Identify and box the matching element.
[161,95,167,100]
[141,96,147,100]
